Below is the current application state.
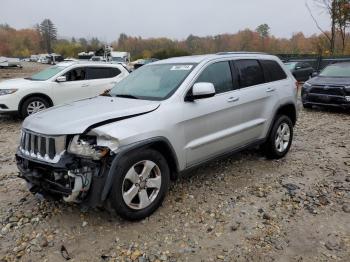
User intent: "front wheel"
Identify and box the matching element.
[262,115,293,159]
[20,96,50,118]
[109,149,170,220]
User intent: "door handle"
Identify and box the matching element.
[227,97,239,102]
[266,87,276,93]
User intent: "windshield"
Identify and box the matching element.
[27,66,66,81]
[284,62,297,70]
[110,63,196,100]
[319,63,350,77]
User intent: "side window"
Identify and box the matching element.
[109,67,122,77]
[86,67,121,80]
[65,67,86,81]
[234,60,265,88]
[296,62,302,69]
[302,62,311,68]
[260,60,287,82]
[195,61,234,94]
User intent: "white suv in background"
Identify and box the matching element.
[0,61,129,117]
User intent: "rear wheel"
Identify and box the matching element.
[20,96,50,118]
[262,115,293,159]
[109,149,170,220]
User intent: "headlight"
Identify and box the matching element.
[0,89,18,96]
[68,135,110,160]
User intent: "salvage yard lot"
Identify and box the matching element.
[0,64,349,261]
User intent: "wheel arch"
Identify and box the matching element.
[274,103,297,126]
[264,103,297,142]
[18,93,54,112]
[100,137,180,202]
[146,139,179,180]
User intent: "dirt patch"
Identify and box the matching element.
[0,66,349,261]
[0,62,49,80]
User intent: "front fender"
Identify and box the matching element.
[100,137,179,201]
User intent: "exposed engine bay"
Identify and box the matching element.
[15,152,108,205]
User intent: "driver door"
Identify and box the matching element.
[182,61,243,167]
[53,67,92,104]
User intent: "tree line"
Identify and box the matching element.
[1,0,350,60]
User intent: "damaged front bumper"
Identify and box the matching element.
[15,149,111,207]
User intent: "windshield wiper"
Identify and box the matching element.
[114,94,139,99]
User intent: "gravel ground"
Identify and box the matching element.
[0,64,349,262]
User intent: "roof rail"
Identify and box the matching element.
[216,51,268,55]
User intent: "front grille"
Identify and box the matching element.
[310,85,345,96]
[19,129,66,163]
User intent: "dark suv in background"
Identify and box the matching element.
[285,61,315,82]
[302,62,350,109]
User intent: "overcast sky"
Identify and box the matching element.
[1,0,330,42]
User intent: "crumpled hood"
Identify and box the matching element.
[308,76,350,86]
[0,78,37,89]
[23,96,160,135]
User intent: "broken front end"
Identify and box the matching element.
[15,129,117,206]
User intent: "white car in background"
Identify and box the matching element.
[0,61,129,117]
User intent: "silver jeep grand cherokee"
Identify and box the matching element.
[16,52,298,220]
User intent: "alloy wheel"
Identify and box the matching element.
[122,160,162,210]
[27,101,47,115]
[275,123,291,153]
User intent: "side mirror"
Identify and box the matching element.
[186,82,216,101]
[56,76,66,82]
[311,72,318,77]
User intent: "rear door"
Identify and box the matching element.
[183,61,243,166]
[294,62,311,81]
[86,66,123,96]
[231,59,278,143]
[302,62,314,79]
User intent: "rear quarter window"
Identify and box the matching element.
[260,60,287,82]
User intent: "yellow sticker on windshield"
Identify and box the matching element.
[170,65,193,71]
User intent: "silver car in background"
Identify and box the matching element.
[16,52,298,220]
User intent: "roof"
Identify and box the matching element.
[56,61,122,67]
[154,52,277,65]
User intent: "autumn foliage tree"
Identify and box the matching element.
[2,23,350,59]
[0,24,42,57]
[307,0,350,54]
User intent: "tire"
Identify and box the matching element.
[20,96,50,118]
[302,103,312,109]
[262,115,293,159]
[109,149,170,221]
